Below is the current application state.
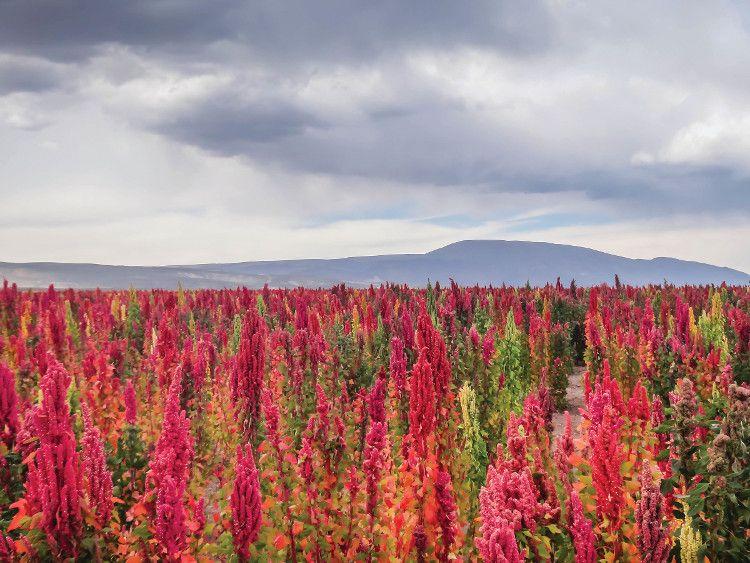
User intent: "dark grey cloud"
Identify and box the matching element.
[0,0,239,61]
[142,91,508,183]
[226,0,556,62]
[0,56,65,94]
[0,0,554,63]
[129,71,750,218]
[570,166,750,215]
[153,94,326,149]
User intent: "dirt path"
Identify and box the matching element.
[551,366,586,439]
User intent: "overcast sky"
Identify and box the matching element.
[1,1,749,271]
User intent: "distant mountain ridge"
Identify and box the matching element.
[1,240,747,289]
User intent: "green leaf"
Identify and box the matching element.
[132,523,152,539]
[692,481,710,494]
[687,500,704,518]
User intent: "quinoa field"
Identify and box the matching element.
[0,280,748,561]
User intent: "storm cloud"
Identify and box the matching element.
[0,1,555,62]
[1,0,749,269]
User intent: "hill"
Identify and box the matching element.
[1,240,747,288]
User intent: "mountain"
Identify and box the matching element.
[1,240,747,289]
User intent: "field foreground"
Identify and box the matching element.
[0,280,748,561]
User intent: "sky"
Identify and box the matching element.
[1,1,749,272]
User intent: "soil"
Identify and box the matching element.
[551,365,586,439]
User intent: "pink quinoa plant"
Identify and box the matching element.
[416,309,451,407]
[0,531,16,559]
[190,496,206,537]
[477,517,523,563]
[635,463,669,563]
[389,336,407,400]
[0,362,18,449]
[124,378,137,425]
[148,368,194,494]
[148,368,194,558]
[477,453,542,551]
[434,467,457,561]
[412,523,428,563]
[590,405,625,532]
[505,413,528,472]
[231,309,267,433]
[156,474,187,559]
[554,411,574,483]
[81,403,114,528]
[26,358,82,558]
[314,382,331,442]
[364,377,388,524]
[627,379,651,424]
[568,490,597,563]
[231,444,263,561]
[408,347,435,458]
[482,327,497,367]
